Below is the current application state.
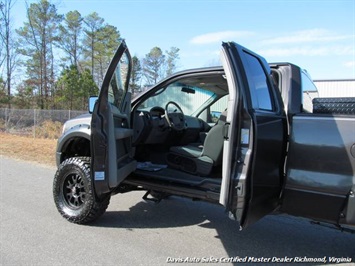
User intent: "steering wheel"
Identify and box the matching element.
[165,101,186,131]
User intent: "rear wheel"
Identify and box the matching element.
[53,157,110,224]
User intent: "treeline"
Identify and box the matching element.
[0,0,180,110]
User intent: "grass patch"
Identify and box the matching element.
[0,132,57,166]
[0,120,63,139]
[34,120,63,139]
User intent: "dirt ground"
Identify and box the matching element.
[0,132,57,166]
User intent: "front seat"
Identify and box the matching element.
[166,111,227,176]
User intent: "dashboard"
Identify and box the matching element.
[132,106,210,146]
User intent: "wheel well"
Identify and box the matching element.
[60,137,90,163]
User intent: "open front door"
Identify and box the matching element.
[220,42,287,229]
[91,41,136,198]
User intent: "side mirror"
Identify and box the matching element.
[211,111,221,123]
[88,96,98,113]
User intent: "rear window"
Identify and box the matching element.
[301,71,319,112]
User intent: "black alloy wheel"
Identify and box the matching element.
[53,157,110,224]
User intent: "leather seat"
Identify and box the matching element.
[166,111,227,176]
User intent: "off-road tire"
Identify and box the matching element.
[53,157,110,224]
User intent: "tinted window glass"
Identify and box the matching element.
[301,71,319,112]
[301,71,318,93]
[243,52,274,111]
[210,95,229,122]
[108,52,130,108]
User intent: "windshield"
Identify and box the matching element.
[138,81,216,116]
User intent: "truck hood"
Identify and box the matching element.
[62,113,92,134]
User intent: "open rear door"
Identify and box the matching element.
[220,42,287,229]
[91,41,136,198]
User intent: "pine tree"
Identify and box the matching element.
[55,65,98,110]
[82,12,103,85]
[142,47,165,85]
[165,47,180,76]
[95,24,120,85]
[82,12,120,87]
[57,10,83,67]
[130,56,142,95]
[16,0,63,109]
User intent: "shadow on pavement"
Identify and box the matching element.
[91,195,355,264]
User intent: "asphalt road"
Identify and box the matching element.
[0,156,354,266]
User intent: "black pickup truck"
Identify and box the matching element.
[53,41,355,230]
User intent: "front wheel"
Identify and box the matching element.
[53,157,110,224]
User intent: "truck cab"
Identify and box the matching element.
[53,41,355,230]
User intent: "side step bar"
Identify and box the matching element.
[142,190,169,204]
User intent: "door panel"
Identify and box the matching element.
[106,98,136,189]
[282,115,355,225]
[220,42,287,229]
[241,114,286,227]
[91,41,136,198]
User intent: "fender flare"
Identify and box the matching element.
[56,124,91,166]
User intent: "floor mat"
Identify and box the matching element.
[136,162,168,172]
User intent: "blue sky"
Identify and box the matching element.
[13,0,355,79]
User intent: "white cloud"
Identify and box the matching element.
[259,47,322,57]
[344,61,355,68]
[258,45,354,57]
[190,30,254,45]
[262,28,352,45]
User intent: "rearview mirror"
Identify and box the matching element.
[181,87,195,94]
[88,96,98,113]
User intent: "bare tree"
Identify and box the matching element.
[0,0,19,108]
[0,2,3,70]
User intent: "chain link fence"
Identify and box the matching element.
[0,108,87,138]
